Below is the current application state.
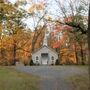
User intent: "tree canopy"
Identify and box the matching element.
[0,0,89,65]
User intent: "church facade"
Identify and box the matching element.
[32,31,58,65]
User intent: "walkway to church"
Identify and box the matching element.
[16,66,88,90]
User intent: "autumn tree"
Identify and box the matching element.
[48,0,89,64]
[0,0,89,65]
[0,0,32,65]
[27,1,47,52]
[54,0,88,33]
[87,2,90,87]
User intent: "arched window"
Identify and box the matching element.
[51,56,54,65]
[51,56,54,60]
[36,56,38,60]
[36,56,39,65]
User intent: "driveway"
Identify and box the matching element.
[16,66,88,90]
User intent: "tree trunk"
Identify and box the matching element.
[12,43,17,65]
[0,39,5,60]
[0,38,7,65]
[87,3,90,90]
[0,39,3,58]
[74,42,78,64]
[32,38,36,52]
[56,47,61,64]
[80,44,85,65]
[31,25,46,52]
[32,30,40,52]
[0,48,5,58]
[88,4,90,64]
[0,24,3,59]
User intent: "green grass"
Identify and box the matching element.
[0,66,40,90]
[67,74,89,90]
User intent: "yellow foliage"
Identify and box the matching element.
[18,0,26,1]
[36,3,45,10]
[0,24,2,30]
[28,3,45,13]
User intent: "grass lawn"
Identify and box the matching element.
[0,66,40,90]
[68,74,89,90]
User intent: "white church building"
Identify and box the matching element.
[32,31,58,65]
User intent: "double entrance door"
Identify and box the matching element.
[41,53,49,65]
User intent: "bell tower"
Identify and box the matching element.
[43,30,48,46]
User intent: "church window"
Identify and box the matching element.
[51,56,54,60]
[36,56,39,65]
[51,56,54,65]
[36,56,38,60]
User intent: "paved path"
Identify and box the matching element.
[16,66,88,90]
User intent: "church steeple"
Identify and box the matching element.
[43,30,48,46]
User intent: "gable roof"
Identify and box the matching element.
[32,45,58,55]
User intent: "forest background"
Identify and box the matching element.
[0,0,89,65]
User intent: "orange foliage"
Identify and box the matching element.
[28,3,45,13]
[53,33,67,48]
[51,22,73,48]
[60,48,76,64]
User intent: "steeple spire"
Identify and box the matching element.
[43,30,48,46]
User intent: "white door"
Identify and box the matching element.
[41,53,48,65]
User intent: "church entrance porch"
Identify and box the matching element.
[41,53,49,65]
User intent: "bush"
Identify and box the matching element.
[11,59,16,66]
[55,59,59,65]
[0,59,9,66]
[66,59,75,65]
[51,63,54,65]
[23,60,28,66]
[30,59,34,66]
